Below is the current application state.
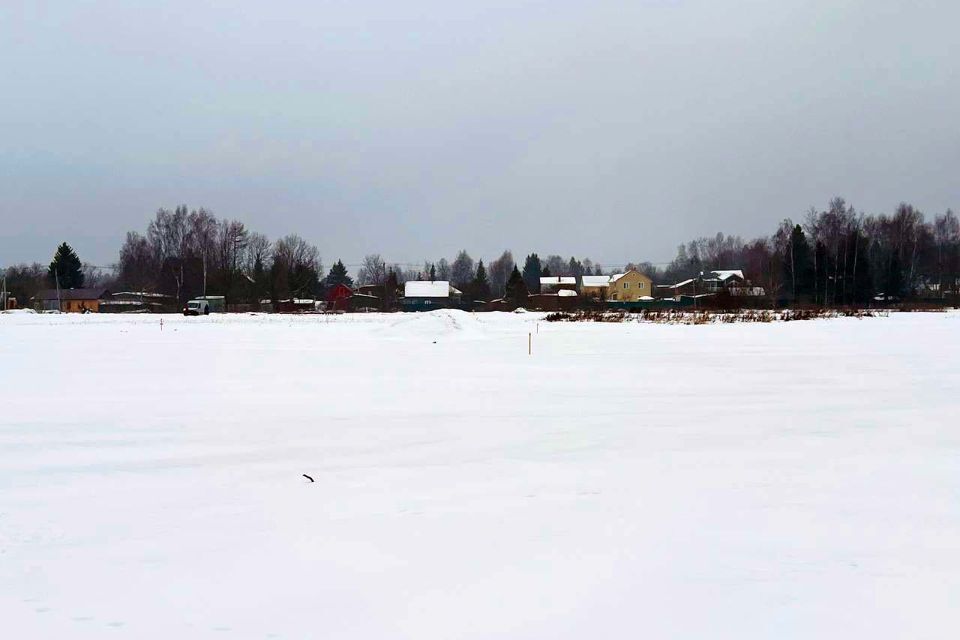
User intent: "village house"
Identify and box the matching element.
[325,283,354,311]
[349,290,381,312]
[31,288,110,313]
[528,289,578,311]
[273,298,317,313]
[402,281,461,311]
[539,276,577,293]
[606,270,653,302]
[99,291,178,314]
[657,270,764,299]
[655,278,698,298]
[703,270,745,292]
[580,275,612,299]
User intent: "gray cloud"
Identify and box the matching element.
[2,0,958,268]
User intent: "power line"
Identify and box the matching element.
[84,258,678,273]
[333,259,677,268]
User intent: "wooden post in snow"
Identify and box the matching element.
[528,332,531,355]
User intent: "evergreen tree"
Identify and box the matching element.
[429,263,437,281]
[384,270,399,310]
[783,225,813,301]
[48,242,85,289]
[522,253,542,292]
[505,265,529,306]
[541,265,551,278]
[471,260,491,301]
[325,259,353,288]
[252,254,267,301]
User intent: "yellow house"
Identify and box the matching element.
[607,270,653,302]
[32,288,108,313]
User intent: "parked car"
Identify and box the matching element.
[183,299,210,316]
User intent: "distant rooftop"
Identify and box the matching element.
[581,275,611,287]
[32,288,108,301]
[712,270,745,281]
[405,280,451,298]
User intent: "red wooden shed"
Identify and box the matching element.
[326,284,353,311]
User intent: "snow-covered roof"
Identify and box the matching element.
[540,276,576,285]
[609,269,654,283]
[557,289,578,297]
[112,291,174,299]
[581,275,611,287]
[404,280,450,298]
[712,270,745,281]
[671,278,695,288]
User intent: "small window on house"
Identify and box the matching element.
[639,282,644,290]
[623,282,629,289]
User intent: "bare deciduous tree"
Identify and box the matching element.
[488,250,514,298]
[450,250,474,288]
[357,254,387,285]
[436,258,451,281]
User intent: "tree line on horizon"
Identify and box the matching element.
[3,198,959,307]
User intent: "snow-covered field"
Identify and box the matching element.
[2,310,958,639]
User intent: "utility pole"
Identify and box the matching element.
[56,270,62,312]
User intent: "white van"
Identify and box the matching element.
[183,299,210,316]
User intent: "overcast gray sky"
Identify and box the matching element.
[2,0,958,269]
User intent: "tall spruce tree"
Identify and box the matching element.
[505,265,528,306]
[522,253,542,292]
[325,259,353,288]
[384,270,399,310]
[471,260,491,301]
[783,225,813,301]
[48,242,85,289]
[252,254,268,301]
